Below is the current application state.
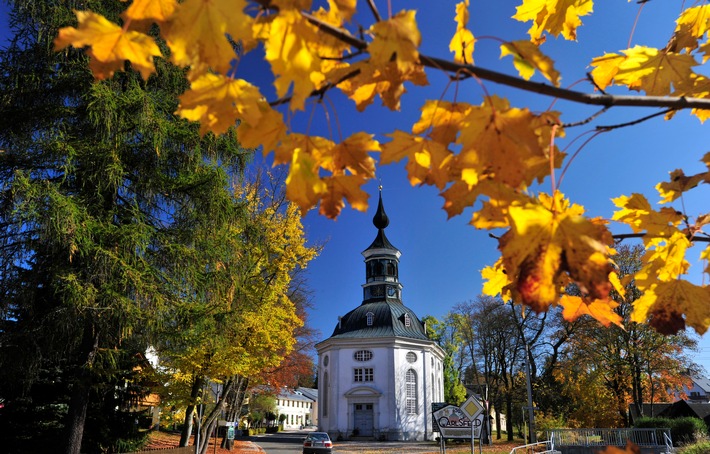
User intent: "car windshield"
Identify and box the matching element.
[308,433,329,441]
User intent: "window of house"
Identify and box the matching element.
[406,351,417,363]
[366,312,374,326]
[354,350,373,361]
[354,367,374,382]
[406,369,418,414]
[404,313,411,327]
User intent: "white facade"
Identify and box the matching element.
[317,337,444,441]
[314,192,445,441]
[276,388,317,429]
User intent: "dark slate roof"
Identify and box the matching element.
[364,229,397,251]
[329,300,428,340]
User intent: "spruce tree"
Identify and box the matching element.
[0,1,247,453]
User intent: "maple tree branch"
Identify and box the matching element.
[366,0,383,22]
[613,233,710,242]
[596,108,676,131]
[300,12,710,111]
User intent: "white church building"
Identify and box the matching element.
[315,192,445,441]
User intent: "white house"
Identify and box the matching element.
[315,191,446,441]
[677,376,710,403]
[276,387,317,429]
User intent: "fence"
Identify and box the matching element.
[120,447,195,454]
[509,440,559,454]
[547,428,673,454]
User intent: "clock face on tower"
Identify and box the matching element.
[371,285,384,297]
[387,286,396,297]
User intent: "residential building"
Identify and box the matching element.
[276,387,317,429]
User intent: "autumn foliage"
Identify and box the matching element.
[54,0,710,335]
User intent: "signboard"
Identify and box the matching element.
[218,420,236,427]
[431,396,486,439]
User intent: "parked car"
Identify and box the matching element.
[302,431,333,454]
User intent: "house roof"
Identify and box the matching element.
[278,388,315,402]
[692,376,710,392]
[629,401,710,423]
[328,300,428,340]
[297,387,318,401]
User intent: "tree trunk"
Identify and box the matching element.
[505,394,513,442]
[64,323,100,454]
[181,376,205,446]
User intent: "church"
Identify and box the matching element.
[315,191,445,441]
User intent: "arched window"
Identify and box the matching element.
[404,313,411,327]
[323,372,329,417]
[406,369,418,414]
[386,261,395,275]
[366,312,374,326]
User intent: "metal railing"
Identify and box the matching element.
[509,440,558,454]
[548,428,672,448]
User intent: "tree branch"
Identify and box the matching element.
[299,12,710,111]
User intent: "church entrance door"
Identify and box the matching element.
[353,403,374,436]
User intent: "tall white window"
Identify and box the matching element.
[323,372,329,416]
[404,313,411,327]
[366,312,374,326]
[406,369,418,414]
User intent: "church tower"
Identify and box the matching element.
[315,190,445,441]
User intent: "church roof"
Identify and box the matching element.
[329,300,429,340]
[363,190,398,253]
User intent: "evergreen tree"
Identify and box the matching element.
[0,1,247,453]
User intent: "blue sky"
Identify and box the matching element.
[1,1,709,374]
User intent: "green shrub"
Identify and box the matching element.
[634,416,708,446]
[678,440,710,454]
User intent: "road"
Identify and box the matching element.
[249,430,445,454]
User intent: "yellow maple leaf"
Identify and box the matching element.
[612,193,684,240]
[634,232,691,287]
[319,174,370,218]
[500,40,560,86]
[455,95,562,190]
[470,182,534,229]
[513,0,593,44]
[164,0,253,75]
[600,442,641,454]
[281,141,328,215]
[412,100,472,146]
[441,180,484,219]
[264,9,326,111]
[702,245,710,276]
[323,132,380,178]
[123,0,177,23]
[368,10,422,74]
[329,60,429,111]
[381,131,453,189]
[481,258,512,300]
[671,5,710,52]
[559,295,622,327]
[656,169,705,204]
[632,279,710,335]
[499,191,614,314]
[329,0,357,22]
[449,0,475,65]
[237,102,287,154]
[590,46,697,96]
[176,73,264,136]
[54,10,161,80]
